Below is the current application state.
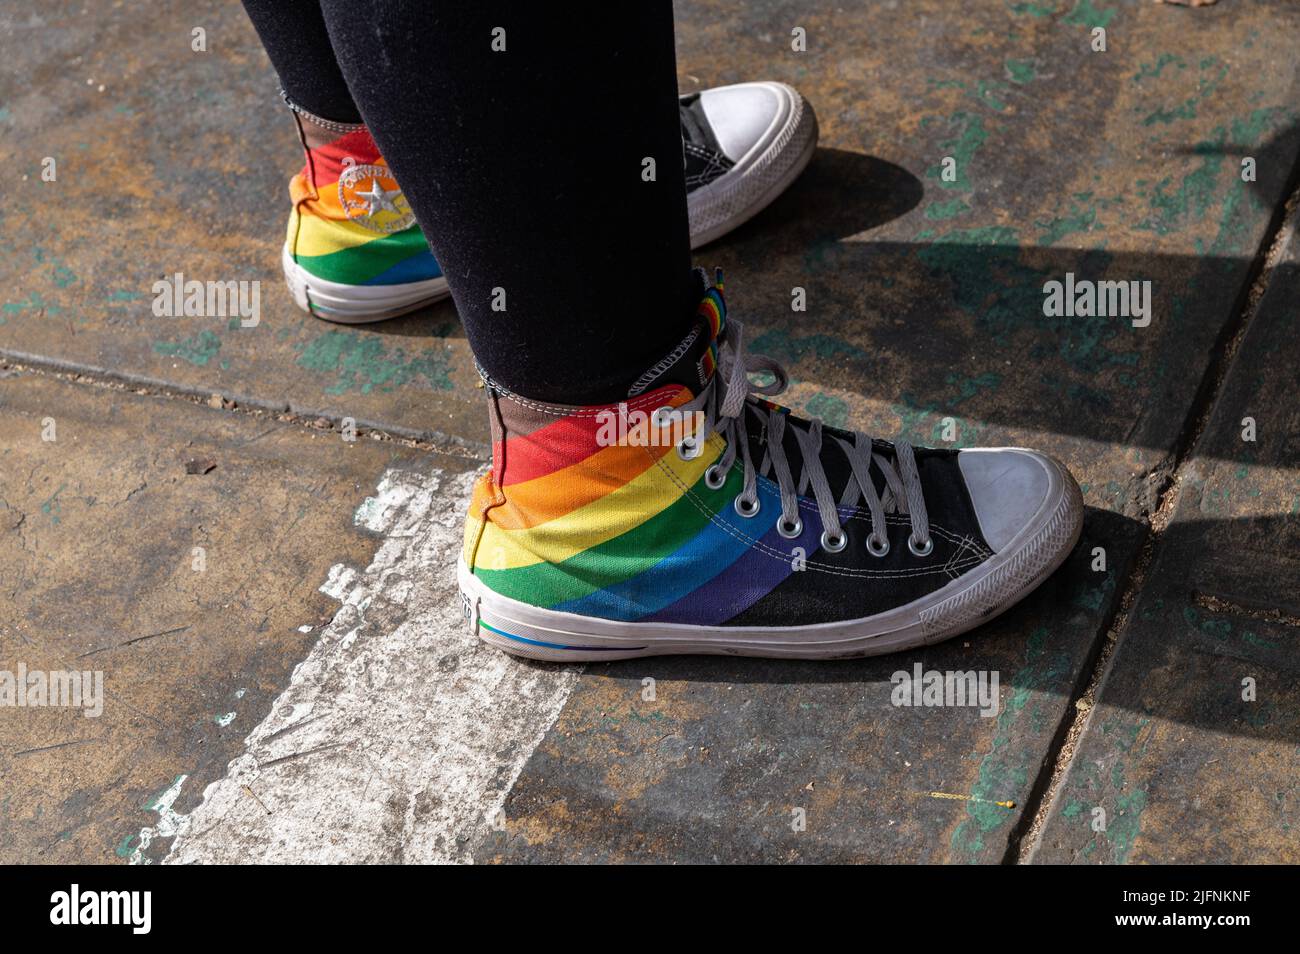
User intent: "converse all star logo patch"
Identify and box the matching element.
[338,157,415,234]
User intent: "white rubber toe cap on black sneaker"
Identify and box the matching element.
[698,82,795,163]
[688,81,818,247]
[958,448,1066,553]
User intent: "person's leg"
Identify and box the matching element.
[243,0,450,323]
[244,4,1083,662]
[240,0,359,127]
[317,2,695,404]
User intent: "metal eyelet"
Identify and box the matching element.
[820,529,847,553]
[677,436,701,461]
[866,533,890,557]
[704,465,727,490]
[651,405,675,428]
[777,515,803,539]
[908,535,934,557]
[733,495,760,518]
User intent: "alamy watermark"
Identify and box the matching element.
[891,664,1000,718]
[152,271,260,327]
[1042,272,1151,327]
[595,403,706,448]
[50,885,150,934]
[1,663,103,717]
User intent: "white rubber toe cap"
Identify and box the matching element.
[957,448,1056,553]
[697,81,797,165]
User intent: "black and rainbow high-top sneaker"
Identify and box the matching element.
[281,82,816,323]
[459,272,1083,661]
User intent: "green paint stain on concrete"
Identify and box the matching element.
[1136,132,1225,235]
[1073,568,1112,613]
[114,834,138,858]
[40,485,65,526]
[951,626,1072,859]
[1005,59,1036,84]
[886,372,999,445]
[1183,604,1231,641]
[1036,201,1097,246]
[1062,0,1115,29]
[925,197,970,221]
[1062,801,1084,819]
[1062,717,1151,862]
[1133,53,1185,83]
[750,328,869,365]
[976,80,1011,112]
[918,227,1136,379]
[1007,1,1058,16]
[926,112,987,191]
[1242,630,1280,649]
[1141,60,1228,126]
[1107,761,1149,864]
[107,290,144,302]
[153,329,222,367]
[804,393,849,429]
[297,331,452,395]
[2,292,60,319]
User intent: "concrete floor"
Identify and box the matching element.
[1,0,1297,863]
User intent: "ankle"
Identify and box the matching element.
[281,91,365,151]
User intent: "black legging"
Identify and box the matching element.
[242,1,695,405]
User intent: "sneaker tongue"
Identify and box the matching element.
[627,269,726,398]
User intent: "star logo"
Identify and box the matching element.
[338,161,415,234]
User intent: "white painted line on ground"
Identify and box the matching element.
[165,467,580,864]
[128,774,189,865]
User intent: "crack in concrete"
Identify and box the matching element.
[1011,177,1300,864]
[0,351,489,463]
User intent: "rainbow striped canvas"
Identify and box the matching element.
[286,129,442,287]
[462,289,816,625]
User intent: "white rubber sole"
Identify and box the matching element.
[460,451,1084,662]
[281,243,451,325]
[687,82,819,249]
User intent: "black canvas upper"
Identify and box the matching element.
[628,284,998,627]
[721,409,994,626]
[679,93,735,191]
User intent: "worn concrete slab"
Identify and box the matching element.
[469,1,1300,863]
[0,1,482,447]
[1030,222,1300,864]
[3,1,1297,455]
[165,467,585,865]
[0,371,469,863]
[0,0,1296,864]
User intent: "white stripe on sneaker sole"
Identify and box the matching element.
[687,82,819,249]
[281,242,452,324]
[460,451,1084,661]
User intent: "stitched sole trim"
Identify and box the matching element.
[281,243,452,324]
[687,82,819,249]
[460,451,1084,661]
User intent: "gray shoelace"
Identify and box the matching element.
[673,318,932,556]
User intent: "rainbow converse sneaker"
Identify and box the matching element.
[459,271,1084,661]
[281,82,816,323]
[282,124,449,323]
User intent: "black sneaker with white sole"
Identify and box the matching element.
[680,81,819,248]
